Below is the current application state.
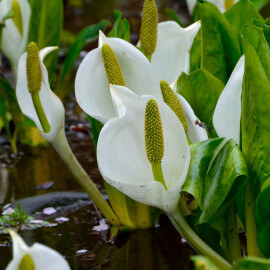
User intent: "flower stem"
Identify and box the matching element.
[224,203,241,263]
[151,162,167,190]
[31,92,50,133]
[52,129,120,226]
[245,180,262,257]
[167,208,231,270]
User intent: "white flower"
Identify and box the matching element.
[0,0,31,75]
[178,94,208,142]
[97,85,191,214]
[213,55,245,145]
[186,0,239,14]
[140,21,201,86]
[6,230,70,270]
[75,22,207,142]
[75,30,157,124]
[75,22,201,122]
[16,46,65,143]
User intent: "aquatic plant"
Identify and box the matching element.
[3,0,270,268]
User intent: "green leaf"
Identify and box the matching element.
[86,114,103,149]
[177,69,224,135]
[165,8,184,27]
[255,185,270,257]
[0,77,24,123]
[253,18,270,48]
[28,0,63,83]
[191,255,220,270]
[198,1,241,83]
[107,10,130,41]
[241,25,270,191]
[55,20,110,96]
[224,0,264,51]
[232,257,270,269]
[0,93,11,139]
[251,0,269,10]
[183,138,248,224]
[239,26,270,254]
[190,40,201,73]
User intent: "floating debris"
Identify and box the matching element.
[55,217,69,223]
[35,181,54,190]
[43,207,57,215]
[93,219,109,232]
[76,249,88,254]
[2,207,15,215]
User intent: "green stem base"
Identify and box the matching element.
[168,208,231,270]
[245,180,262,257]
[52,128,120,226]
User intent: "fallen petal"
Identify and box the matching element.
[43,207,56,215]
[92,219,109,232]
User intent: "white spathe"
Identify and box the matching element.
[0,0,31,74]
[97,85,191,214]
[75,20,201,124]
[186,0,239,15]
[6,230,70,270]
[149,21,201,85]
[178,94,208,142]
[213,55,245,145]
[16,47,65,143]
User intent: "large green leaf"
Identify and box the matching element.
[241,25,270,191]
[190,40,201,73]
[198,1,241,83]
[28,0,63,82]
[183,138,248,224]
[177,69,224,136]
[224,0,263,51]
[55,20,110,97]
